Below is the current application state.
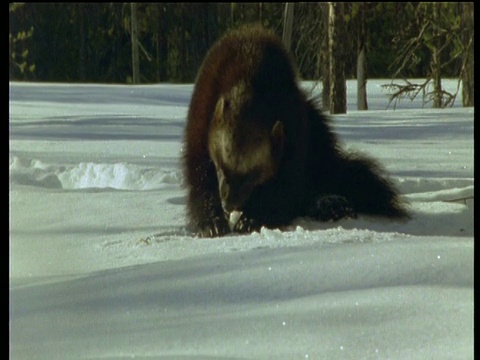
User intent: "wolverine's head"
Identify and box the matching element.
[208,86,284,214]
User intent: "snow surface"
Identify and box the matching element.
[9,80,473,359]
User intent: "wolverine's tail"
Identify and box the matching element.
[334,152,411,219]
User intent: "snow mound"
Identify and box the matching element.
[397,177,473,199]
[9,155,181,191]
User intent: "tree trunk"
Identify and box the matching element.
[328,2,346,114]
[461,2,474,107]
[356,3,368,110]
[431,2,442,108]
[282,3,294,53]
[130,3,140,84]
[320,3,330,111]
[154,4,167,82]
[230,3,235,27]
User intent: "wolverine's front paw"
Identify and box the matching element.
[308,195,357,222]
[234,215,261,234]
[198,216,231,238]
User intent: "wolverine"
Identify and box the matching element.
[183,25,409,237]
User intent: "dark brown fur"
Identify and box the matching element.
[183,25,409,237]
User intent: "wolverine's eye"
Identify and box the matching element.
[223,98,230,111]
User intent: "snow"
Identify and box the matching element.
[9,80,473,359]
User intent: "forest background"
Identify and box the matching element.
[9,3,474,108]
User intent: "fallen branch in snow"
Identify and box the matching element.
[382,79,458,110]
[442,196,474,205]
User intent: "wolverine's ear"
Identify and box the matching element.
[270,121,284,159]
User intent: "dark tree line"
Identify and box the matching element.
[9,3,473,108]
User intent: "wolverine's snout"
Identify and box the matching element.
[220,191,245,213]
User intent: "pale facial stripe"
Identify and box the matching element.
[218,130,272,174]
